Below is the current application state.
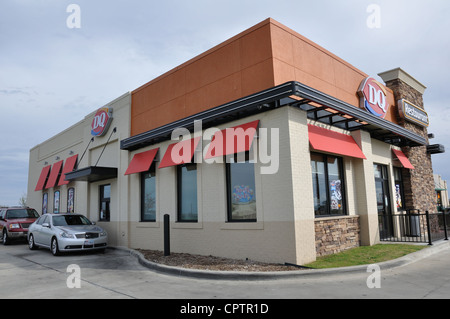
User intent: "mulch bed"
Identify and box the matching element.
[136,249,304,272]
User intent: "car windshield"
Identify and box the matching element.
[52,215,92,226]
[6,209,39,219]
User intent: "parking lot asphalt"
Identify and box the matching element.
[1,240,450,299]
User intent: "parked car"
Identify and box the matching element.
[0,207,40,245]
[27,213,107,256]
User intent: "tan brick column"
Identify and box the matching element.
[351,129,379,245]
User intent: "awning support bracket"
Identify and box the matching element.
[95,127,117,167]
[76,137,94,170]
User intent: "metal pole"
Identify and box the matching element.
[426,211,433,245]
[164,214,170,256]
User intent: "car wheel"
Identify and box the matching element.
[28,234,38,250]
[51,237,60,256]
[2,230,8,245]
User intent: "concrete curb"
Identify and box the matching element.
[110,240,450,281]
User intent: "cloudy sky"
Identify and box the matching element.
[1,0,449,206]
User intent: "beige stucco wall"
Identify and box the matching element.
[124,106,399,264]
[125,106,317,265]
[28,94,402,265]
[303,121,398,247]
[27,124,87,216]
[27,92,131,244]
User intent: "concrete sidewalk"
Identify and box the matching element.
[111,240,450,280]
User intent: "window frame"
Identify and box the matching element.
[393,167,406,211]
[42,193,48,214]
[140,163,157,222]
[310,152,347,217]
[99,184,111,222]
[176,163,198,223]
[374,163,392,215]
[67,187,75,213]
[225,152,257,223]
[53,190,60,214]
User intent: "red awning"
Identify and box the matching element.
[392,149,414,169]
[45,160,63,189]
[35,165,51,191]
[159,137,201,168]
[308,124,366,159]
[58,154,78,186]
[204,120,259,159]
[125,148,159,175]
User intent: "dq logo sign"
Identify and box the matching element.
[358,77,389,118]
[91,107,113,136]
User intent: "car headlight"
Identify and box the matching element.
[9,223,20,229]
[60,232,75,239]
[100,231,107,237]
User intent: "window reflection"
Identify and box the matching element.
[227,154,256,222]
[311,153,346,216]
[394,167,405,211]
[141,165,156,221]
[177,164,198,222]
[99,184,110,221]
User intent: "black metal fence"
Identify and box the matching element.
[378,210,449,244]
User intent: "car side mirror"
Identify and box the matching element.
[42,223,50,228]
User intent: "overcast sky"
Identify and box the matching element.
[1,0,449,206]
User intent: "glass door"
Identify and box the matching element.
[374,164,392,238]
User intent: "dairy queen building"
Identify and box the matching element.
[27,19,445,265]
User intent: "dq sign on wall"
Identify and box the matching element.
[358,77,389,119]
[91,107,113,136]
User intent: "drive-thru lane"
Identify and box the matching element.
[1,241,450,299]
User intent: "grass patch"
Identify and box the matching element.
[304,244,425,269]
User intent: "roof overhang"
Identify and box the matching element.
[64,166,117,183]
[121,81,427,151]
[427,144,445,154]
[292,82,427,147]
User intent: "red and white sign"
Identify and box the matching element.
[91,107,113,136]
[358,77,389,118]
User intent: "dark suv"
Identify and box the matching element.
[0,207,40,245]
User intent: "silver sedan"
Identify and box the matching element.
[28,213,107,256]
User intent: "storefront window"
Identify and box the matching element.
[99,184,111,221]
[67,188,75,213]
[177,164,198,222]
[311,153,346,216]
[53,190,60,213]
[42,193,48,214]
[226,153,257,222]
[394,167,405,211]
[141,164,156,221]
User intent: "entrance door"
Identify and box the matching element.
[374,164,393,239]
